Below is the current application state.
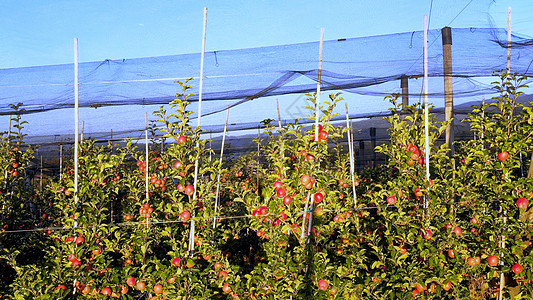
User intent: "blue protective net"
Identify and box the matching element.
[0,27,532,145]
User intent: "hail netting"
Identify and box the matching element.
[0,28,532,147]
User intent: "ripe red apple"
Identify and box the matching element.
[314,193,324,204]
[101,287,112,296]
[222,283,231,293]
[412,289,420,298]
[448,249,455,258]
[488,255,499,266]
[453,226,462,236]
[153,284,163,294]
[218,270,228,281]
[283,196,292,205]
[318,279,329,291]
[276,187,286,198]
[184,185,195,196]
[180,211,191,222]
[386,195,396,205]
[68,254,77,262]
[178,135,188,144]
[498,151,509,161]
[467,257,476,267]
[177,183,185,192]
[421,229,432,240]
[273,181,283,189]
[252,210,260,217]
[126,277,136,287]
[517,198,529,210]
[443,282,452,291]
[259,206,269,215]
[172,257,181,267]
[75,236,85,245]
[173,160,184,169]
[300,174,312,185]
[318,130,328,141]
[512,263,523,275]
[136,281,146,291]
[55,285,67,291]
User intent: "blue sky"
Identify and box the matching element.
[1,0,531,69]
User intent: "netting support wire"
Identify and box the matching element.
[189,7,207,256]
[73,37,79,296]
[145,112,149,228]
[314,28,324,141]
[345,103,357,207]
[213,106,229,229]
[423,16,430,214]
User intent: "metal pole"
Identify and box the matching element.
[314,28,324,141]
[190,7,208,255]
[345,104,357,207]
[423,16,431,218]
[74,38,79,207]
[213,107,230,228]
[72,37,79,296]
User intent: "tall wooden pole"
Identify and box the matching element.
[401,75,409,109]
[442,27,454,156]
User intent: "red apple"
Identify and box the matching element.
[498,151,509,161]
[178,135,188,144]
[488,255,499,266]
[259,206,269,215]
[126,277,136,287]
[314,193,324,204]
[517,198,529,210]
[318,279,329,291]
[180,211,191,222]
[512,264,523,275]
[453,226,462,236]
[172,257,181,267]
[386,195,396,205]
[222,283,231,294]
[184,185,195,196]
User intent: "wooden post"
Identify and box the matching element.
[401,75,409,109]
[370,127,376,167]
[527,154,533,178]
[442,27,454,156]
